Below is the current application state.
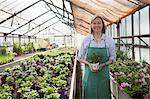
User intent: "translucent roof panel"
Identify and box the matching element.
[140,0,150,4]
[0,0,73,38]
[71,0,146,35]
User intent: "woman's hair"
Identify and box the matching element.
[90,16,105,34]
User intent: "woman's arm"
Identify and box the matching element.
[99,59,113,68]
[79,58,91,66]
[108,38,116,62]
[98,37,116,70]
[77,36,91,63]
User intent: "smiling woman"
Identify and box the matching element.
[0,0,150,99]
[78,15,116,99]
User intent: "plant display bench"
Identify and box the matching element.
[0,47,75,99]
[110,59,150,99]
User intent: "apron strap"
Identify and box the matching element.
[85,36,92,57]
[104,38,109,58]
[85,35,109,58]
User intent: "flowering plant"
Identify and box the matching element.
[86,51,103,63]
[110,59,150,98]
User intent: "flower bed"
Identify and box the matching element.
[0,53,14,65]
[110,59,150,99]
[0,47,75,99]
[0,46,14,65]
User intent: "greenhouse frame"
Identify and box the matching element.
[0,0,150,99]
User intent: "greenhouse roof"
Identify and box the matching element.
[0,0,73,37]
[71,0,149,35]
[0,0,149,37]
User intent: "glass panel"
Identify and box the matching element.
[141,48,150,62]
[133,11,139,35]
[120,18,126,37]
[140,38,149,45]
[126,38,132,44]
[14,36,19,43]
[140,6,149,35]
[135,48,140,62]
[134,37,139,44]
[111,24,117,38]
[6,36,13,46]
[0,36,4,45]
[126,15,132,36]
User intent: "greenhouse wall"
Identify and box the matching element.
[107,6,150,63]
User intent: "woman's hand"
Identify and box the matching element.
[98,63,105,71]
[88,63,94,72]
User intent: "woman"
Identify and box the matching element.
[78,15,116,99]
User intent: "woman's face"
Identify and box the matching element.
[91,17,103,34]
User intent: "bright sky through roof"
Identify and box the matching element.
[0,0,73,38]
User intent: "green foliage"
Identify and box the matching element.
[45,93,60,99]
[22,42,34,52]
[13,43,22,54]
[0,47,75,98]
[0,84,12,98]
[0,52,14,65]
[13,42,34,54]
[116,49,130,60]
[110,58,150,97]
[41,86,57,94]
[87,51,103,63]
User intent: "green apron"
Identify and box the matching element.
[82,46,111,99]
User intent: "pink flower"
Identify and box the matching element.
[142,81,147,85]
[128,73,132,77]
[144,66,148,70]
[140,68,147,72]
[139,78,147,85]
[140,78,147,85]
[145,74,150,79]
[112,79,117,83]
[140,73,145,77]
[141,78,145,82]
[119,86,123,90]
[121,82,130,88]
[143,94,149,99]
